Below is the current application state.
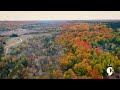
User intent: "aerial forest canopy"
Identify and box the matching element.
[0,37,4,60]
[55,23,120,79]
[0,21,120,79]
[104,22,120,29]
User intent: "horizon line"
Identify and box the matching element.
[1,19,120,21]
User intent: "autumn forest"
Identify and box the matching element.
[0,20,120,79]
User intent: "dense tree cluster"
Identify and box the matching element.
[55,23,120,79]
[0,26,10,31]
[0,35,62,79]
[104,22,120,29]
[0,37,5,60]
[1,22,120,79]
[10,34,18,37]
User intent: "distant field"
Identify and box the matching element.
[0,21,41,30]
[0,30,40,36]
[0,21,63,31]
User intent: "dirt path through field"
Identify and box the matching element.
[4,30,60,56]
[4,37,22,55]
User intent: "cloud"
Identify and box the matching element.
[0,11,120,20]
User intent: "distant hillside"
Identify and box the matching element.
[0,21,40,30]
[60,20,120,30]
[0,20,120,31]
[64,20,120,23]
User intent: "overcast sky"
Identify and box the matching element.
[0,11,120,20]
